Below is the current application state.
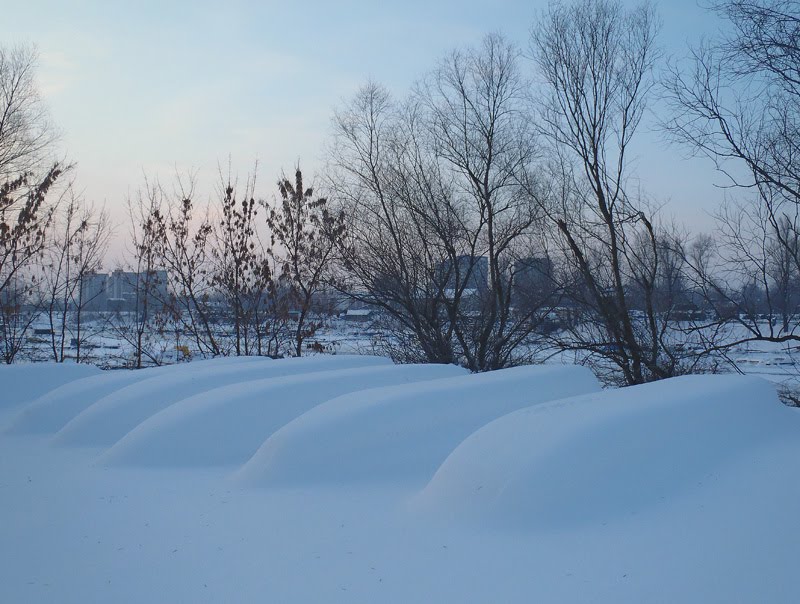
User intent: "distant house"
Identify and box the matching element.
[28,327,54,344]
[345,308,374,323]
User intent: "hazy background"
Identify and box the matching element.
[2,0,729,263]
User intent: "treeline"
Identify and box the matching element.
[2,0,800,397]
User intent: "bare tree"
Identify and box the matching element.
[0,167,62,291]
[680,198,800,350]
[328,81,460,365]
[666,0,800,359]
[252,272,293,358]
[0,168,65,363]
[210,168,272,356]
[416,33,552,371]
[666,0,800,203]
[106,185,171,368]
[42,188,82,362]
[328,36,555,371]
[149,173,221,358]
[768,213,800,333]
[0,43,62,300]
[0,270,37,363]
[0,44,57,180]
[266,167,345,357]
[41,186,110,362]
[0,43,65,363]
[132,187,165,368]
[530,0,702,385]
[67,202,110,363]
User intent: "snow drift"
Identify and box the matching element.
[0,362,100,414]
[2,358,800,603]
[5,357,254,435]
[414,374,800,529]
[235,364,600,488]
[100,363,467,467]
[53,355,391,447]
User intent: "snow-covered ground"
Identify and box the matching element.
[1,357,799,602]
[18,314,800,389]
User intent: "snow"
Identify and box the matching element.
[413,374,799,528]
[5,358,250,435]
[1,356,800,603]
[236,364,599,488]
[0,362,100,412]
[52,355,390,447]
[101,363,467,468]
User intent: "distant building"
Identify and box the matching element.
[344,308,374,323]
[513,256,554,307]
[437,255,489,293]
[104,269,169,312]
[79,272,108,311]
[515,256,552,289]
[107,270,146,310]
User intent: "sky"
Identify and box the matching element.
[2,0,732,262]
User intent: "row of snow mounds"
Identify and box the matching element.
[0,362,101,412]
[100,363,468,468]
[234,364,601,488]
[412,374,800,529]
[5,356,267,435]
[53,355,393,448]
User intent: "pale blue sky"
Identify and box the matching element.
[3,0,729,257]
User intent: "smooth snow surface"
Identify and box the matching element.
[2,357,800,604]
[0,362,100,412]
[5,359,240,435]
[236,364,599,487]
[414,374,800,528]
[101,363,467,467]
[53,355,390,446]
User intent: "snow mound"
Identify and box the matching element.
[3,360,800,602]
[100,363,467,468]
[413,374,798,529]
[6,357,272,435]
[0,363,100,412]
[235,364,600,488]
[53,355,390,447]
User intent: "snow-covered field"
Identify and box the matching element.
[19,315,800,388]
[1,357,799,602]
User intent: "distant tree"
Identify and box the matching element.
[0,43,65,363]
[530,0,703,384]
[329,82,460,365]
[666,0,800,356]
[680,199,800,351]
[328,36,555,371]
[0,43,62,298]
[41,186,110,362]
[210,168,272,356]
[266,167,345,357]
[0,272,36,364]
[768,214,800,333]
[417,33,550,371]
[149,173,221,357]
[0,44,57,180]
[0,167,62,294]
[106,185,171,368]
[253,272,293,358]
